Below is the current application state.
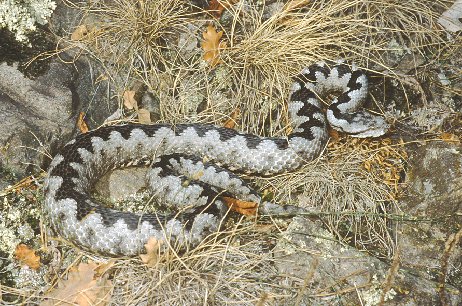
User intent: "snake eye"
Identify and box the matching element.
[57,211,66,221]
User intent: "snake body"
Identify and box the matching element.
[44,63,389,256]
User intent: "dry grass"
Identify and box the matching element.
[255,135,407,258]
[217,0,367,136]
[63,0,193,98]
[22,0,457,304]
[106,221,293,305]
[65,0,453,132]
[209,0,451,135]
[343,0,451,63]
[0,220,303,305]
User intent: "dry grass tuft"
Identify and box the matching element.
[107,221,295,305]
[2,220,306,305]
[256,135,408,257]
[65,0,452,133]
[67,0,192,94]
[346,0,451,62]
[32,0,457,303]
[216,0,372,136]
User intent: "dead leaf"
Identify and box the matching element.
[441,132,460,143]
[71,25,88,41]
[140,237,162,267]
[93,259,116,278]
[222,197,258,216]
[77,112,89,133]
[223,109,240,129]
[123,90,138,110]
[328,128,340,142]
[42,261,112,306]
[137,108,151,124]
[15,244,41,270]
[208,0,239,17]
[208,0,226,17]
[283,0,310,12]
[201,24,227,67]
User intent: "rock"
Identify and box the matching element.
[438,0,462,33]
[275,141,462,304]
[398,142,462,289]
[49,0,82,37]
[95,168,148,203]
[0,61,74,177]
[0,28,55,78]
[0,0,118,178]
[0,55,115,181]
[275,217,461,305]
[374,38,426,74]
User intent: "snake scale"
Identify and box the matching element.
[44,62,389,256]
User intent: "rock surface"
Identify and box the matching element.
[0,0,461,305]
[95,168,148,203]
[275,217,461,305]
[399,142,462,290]
[0,61,74,178]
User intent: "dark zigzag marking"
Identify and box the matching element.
[333,63,353,78]
[288,86,325,141]
[45,61,382,256]
[174,123,288,150]
[330,70,366,118]
[51,62,352,227]
[159,154,258,198]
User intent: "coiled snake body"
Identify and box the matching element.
[44,63,389,256]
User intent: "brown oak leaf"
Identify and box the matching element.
[140,237,162,267]
[15,244,41,270]
[201,24,227,67]
[208,0,239,17]
[77,112,89,133]
[123,90,138,110]
[42,261,112,306]
[223,108,240,129]
[222,197,258,216]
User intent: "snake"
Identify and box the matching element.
[44,62,389,256]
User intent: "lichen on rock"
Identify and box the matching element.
[0,0,56,43]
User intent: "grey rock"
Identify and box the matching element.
[273,142,462,304]
[0,0,119,179]
[141,91,161,120]
[0,61,74,177]
[438,1,462,33]
[399,142,462,289]
[0,54,114,180]
[275,217,461,305]
[49,0,83,37]
[95,167,149,203]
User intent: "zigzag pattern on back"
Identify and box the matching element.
[44,62,389,256]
